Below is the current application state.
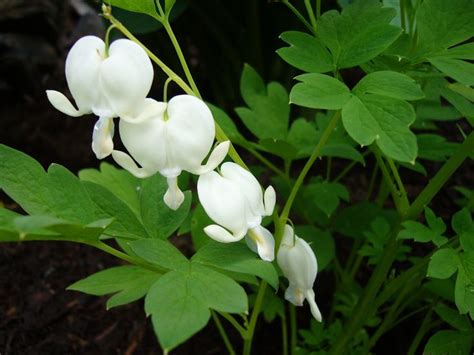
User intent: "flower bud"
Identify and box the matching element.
[277,225,322,321]
[197,162,276,261]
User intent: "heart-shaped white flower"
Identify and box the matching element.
[197,162,276,261]
[277,224,322,321]
[46,35,153,159]
[112,95,229,210]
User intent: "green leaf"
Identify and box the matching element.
[130,239,189,270]
[342,94,417,162]
[295,225,336,271]
[353,71,424,101]
[434,303,471,331]
[236,64,289,140]
[286,116,364,162]
[334,202,383,239]
[429,57,474,86]
[146,264,247,350]
[140,174,191,239]
[304,181,349,217]
[207,103,245,144]
[79,163,141,215]
[424,330,472,355]
[290,73,352,109]
[277,31,333,73]
[192,241,279,289]
[69,264,159,310]
[452,209,474,252]
[427,249,459,279]
[145,270,210,351]
[190,204,212,250]
[82,181,148,240]
[257,138,298,160]
[105,0,160,19]
[416,0,474,54]
[318,0,401,69]
[455,252,474,317]
[448,83,474,102]
[417,134,459,162]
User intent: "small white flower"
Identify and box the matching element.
[277,225,322,322]
[197,162,276,261]
[46,35,153,159]
[112,95,230,210]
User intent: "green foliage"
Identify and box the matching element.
[192,241,279,289]
[317,0,401,69]
[303,180,349,217]
[423,330,473,355]
[68,265,159,309]
[145,263,247,350]
[277,31,333,73]
[105,0,160,19]
[236,64,290,140]
[398,207,448,247]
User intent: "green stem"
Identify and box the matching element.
[243,282,268,355]
[407,305,436,355]
[289,304,297,355]
[282,315,289,355]
[281,1,315,35]
[91,241,165,273]
[400,0,407,31]
[330,132,474,355]
[326,157,332,181]
[387,157,410,210]
[372,146,404,214]
[104,13,194,96]
[366,161,379,200]
[280,110,341,224]
[316,0,321,18]
[104,24,117,56]
[241,144,286,178]
[217,311,247,338]
[304,0,318,32]
[212,311,236,355]
[162,20,202,98]
[163,77,173,102]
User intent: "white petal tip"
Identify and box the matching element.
[203,224,244,243]
[247,226,275,262]
[192,141,230,175]
[46,90,83,117]
[306,290,322,322]
[264,185,276,216]
[163,177,185,210]
[111,150,154,178]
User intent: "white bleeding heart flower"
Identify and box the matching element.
[277,224,322,322]
[46,35,153,159]
[197,162,276,261]
[112,94,230,211]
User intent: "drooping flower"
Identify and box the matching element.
[112,95,230,210]
[46,35,154,159]
[197,162,276,261]
[277,224,322,322]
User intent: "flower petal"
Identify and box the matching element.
[284,285,305,306]
[263,185,276,216]
[118,101,168,173]
[46,90,84,117]
[220,162,265,220]
[166,95,216,172]
[197,170,248,235]
[92,116,114,159]
[65,35,104,114]
[189,141,230,175]
[305,289,322,322]
[203,224,246,243]
[111,150,156,178]
[246,225,275,261]
[163,176,185,210]
[100,39,153,117]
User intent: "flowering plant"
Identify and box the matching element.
[1,0,473,354]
